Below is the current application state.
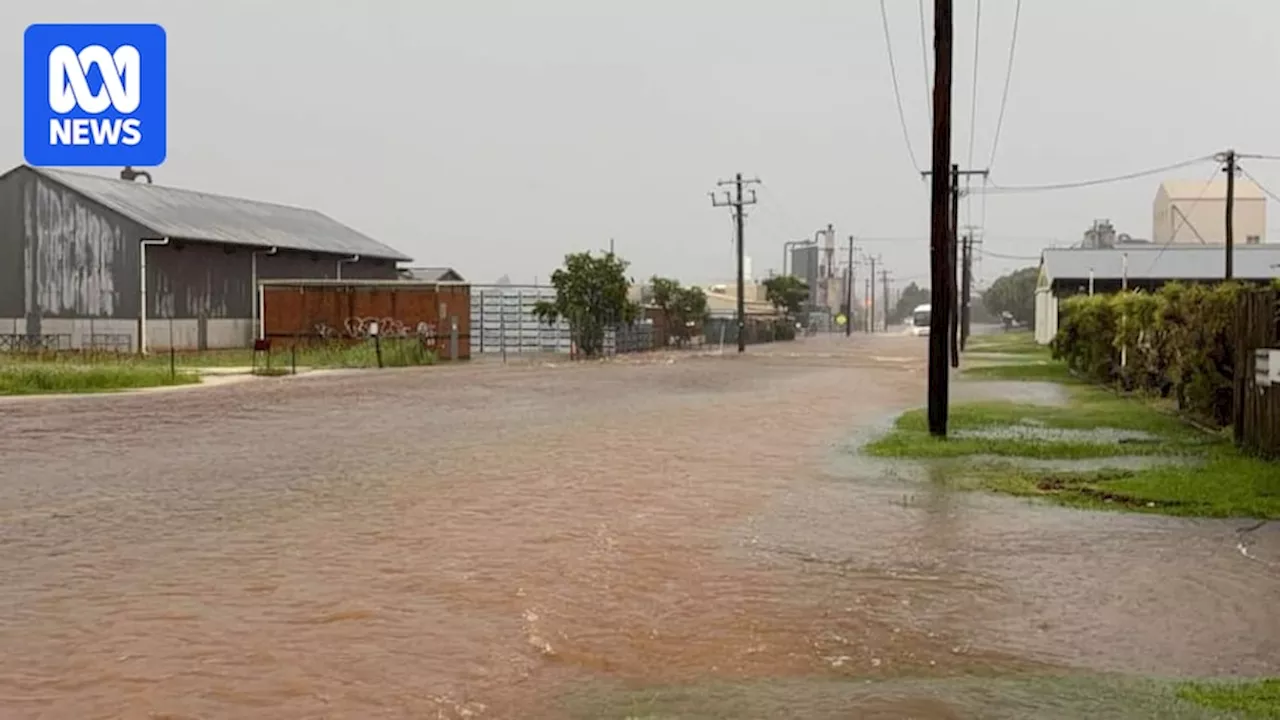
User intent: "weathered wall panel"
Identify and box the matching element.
[262,283,471,360]
[0,167,147,330]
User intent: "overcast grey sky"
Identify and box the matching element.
[5,1,1280,289]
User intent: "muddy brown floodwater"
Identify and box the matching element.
[1,335,1277,719]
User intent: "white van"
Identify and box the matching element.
[910,303,931,336]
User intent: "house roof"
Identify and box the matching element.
[400,266,465,282]
[1041,245,1280,283]
[21,165,412,261]
[1157,178,1265,201]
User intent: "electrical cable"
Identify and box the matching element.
[1141,163,1222,275]
[981,154,1216,194]
[1238,165,1280,204]
[985,0,1022,170]
[918,0,932,117]
[964,0,982,226]
[879,0,923,173]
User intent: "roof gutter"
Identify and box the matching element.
[252,246,279,341]
[336,254,360,280]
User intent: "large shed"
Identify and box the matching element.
[0,165,411,352]
[1033,244,1280,344]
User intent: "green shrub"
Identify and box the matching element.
[1052,282,1246,427]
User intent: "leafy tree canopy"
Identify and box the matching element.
[982,266,1039,327]
[533,251,639,356]
[650,276,709,346]
[762,275,809,318]
[890,282,931,325]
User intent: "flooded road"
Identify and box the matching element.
[0,336,1276,719]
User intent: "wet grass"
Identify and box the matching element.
[867,386,1201,461]
[965,331,1048,356]
[869,378,1280,518]
[559,674,1249,719]
[0,363,199,395]
[961,361,1078,383]
[1,339,438,372]
[1178,678,1280,718]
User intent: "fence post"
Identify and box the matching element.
[1233,293,1248,447]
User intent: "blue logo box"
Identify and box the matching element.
[24,23,167,167]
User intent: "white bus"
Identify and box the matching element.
[910,303,931,336]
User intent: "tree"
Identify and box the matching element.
[889,282,931,325]
[762,275,809,318]
[650,276,709,347]
[982,266,1039,328]
[533,251,639,357]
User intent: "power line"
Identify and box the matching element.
[1239,165,1280,204]
[981,154,1215,194]
[879,0,923,173]
[918,0,932,117]
[980,248,1041,261]
[1141,163,1222,275]
[985,0,1022,170]
[964,0,982,227]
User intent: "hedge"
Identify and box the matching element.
[1050,282,1244,427]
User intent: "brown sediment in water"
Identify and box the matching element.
[0,336,1275,719]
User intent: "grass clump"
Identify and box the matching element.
[1178,679,1280,719]
[964,331,1047,356]
[868,385,1199,461]
[961,361,1077,383]
[868,380,1280,518]
[0,363,199,396]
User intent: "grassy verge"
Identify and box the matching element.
[870,356,1280,518]
[965,331,1048,356]
[1178,679,1280,719]
[1,339,438,373]
[0,363,199,395]
[961,361,1077,383]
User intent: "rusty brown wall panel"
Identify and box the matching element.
[263,283,472,359]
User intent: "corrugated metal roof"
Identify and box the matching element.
[28,166,412,261]
[401,266,465,282]
[1156,178,1265,201]
[1042,245,1280,282]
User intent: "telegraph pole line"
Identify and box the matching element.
[960,231,983,351]
[879,269,891,333]
[864,277,873,333]
[1220,149,1237,280]
[868,255,878,333]
[844,238,859,337]
[924,0,954,437]
[710,173,760,353]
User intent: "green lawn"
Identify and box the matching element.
[869,359,1280,519]
[964,331,1048,356]
[1179,679,1280,719]
[0,363,199,396]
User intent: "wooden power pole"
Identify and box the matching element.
[880,269,891,332]
[1222,149,1236,280]
[868,255,878,332]
[925,0,954,437]
[845,238,858,337]
[710,173,760,353]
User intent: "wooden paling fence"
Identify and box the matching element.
[1234,289,1280,456]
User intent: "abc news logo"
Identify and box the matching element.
[48,44,143,146]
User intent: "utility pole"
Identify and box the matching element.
[868,255,878,333]
[710,173,760,353]
[925,0,954,437]
[960,232,977,351]
[1221,149,1236,280]
[844,238,858,337]
[880,269,891,333]
[865,277,873,333]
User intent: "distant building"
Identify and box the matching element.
[1033,245,1280,344]
[0,165,410,352]
[1152,178,1265,246]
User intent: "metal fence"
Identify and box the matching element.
[470,286,658,357]
[703,315,798,347]
[0,334,73,352]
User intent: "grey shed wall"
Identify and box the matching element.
[0,167,400,350]
[0,166,149,343]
